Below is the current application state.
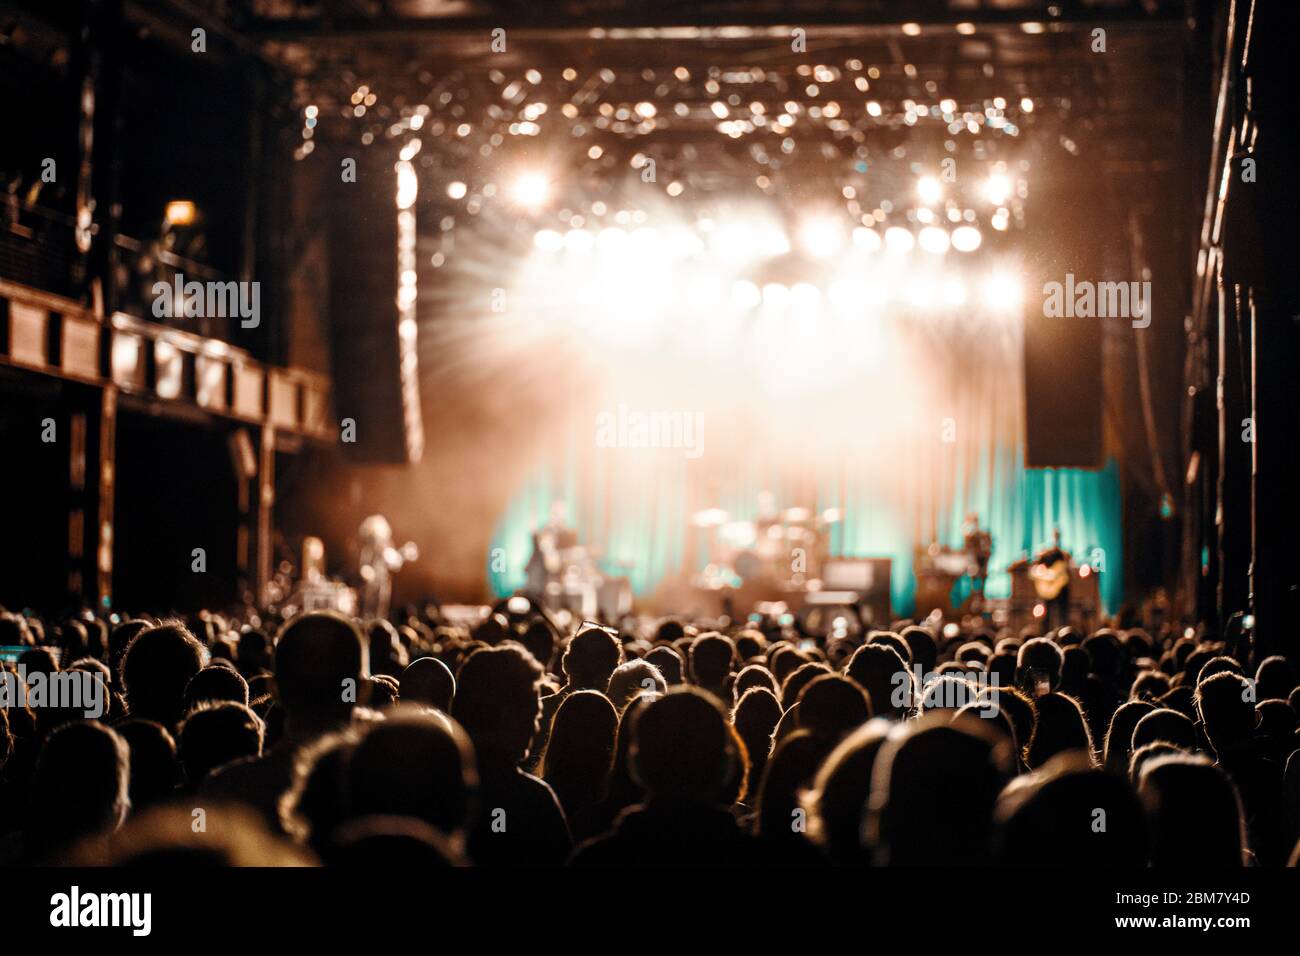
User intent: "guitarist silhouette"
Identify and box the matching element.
[1030,528,1072,629]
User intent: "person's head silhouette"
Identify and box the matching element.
[867,713,1012,865]
[29,721,130,860]
[561,625,623,693]
[348,706,477,838]
[180,701,264,786]
[689,632,736,697]
[1195,671,1256,755]
[452,644,544,765]
[606,659,666,711]
[845,643,911,718]
[1137,753,1246,866]
[272,612,368,733]
[541,689,618,807]
[796,673,871,740]
[995,751,1149,866]
[400,656,456,712]
[630,686,734,805]
[121,622,205,730]
[1025,692,1094,768]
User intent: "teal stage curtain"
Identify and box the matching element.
[488,449,1122,617]
[483,305,1122,617]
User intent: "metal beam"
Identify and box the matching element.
[244,7,1187,43]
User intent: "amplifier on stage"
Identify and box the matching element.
[1008,563,1102,632]
[816,558,892,625]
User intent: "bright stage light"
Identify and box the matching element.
[799,216,845,258]
[563,228,593,253]
[395,161,418,210]
[918,226,950,254]
[629,227,660,253]
[447,181,467,200]
[512,171,551,208]
[704,216,790,262]
[852,226,883,252]
[905,280,937,310]
[762,283,790,309]
[759,225,792,256]
[884,226,915,253]
[827,279,856,308]
[942,277,968,306]
[596,226,628,251]
[665,226,704,258]
[983,172,1013,205]
[533,229,563,252]
[790,282,822,318]
[981,271,1023,312]
[732,280,762,310]
[951,225,983,252]
[916,176,942,205]
[164,200,197,227]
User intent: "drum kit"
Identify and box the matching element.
[690,504,843,592]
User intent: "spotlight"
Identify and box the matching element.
[732,280,762,310]
[164,200,197,227]
[951,225,983,252]
[396,162,418,210]
[563,228,593,253]
[884,226,915,253]
[828,279,859,308]
[918,226,950,254]
[981,271,1023,312]
[629,227,660,257]
[512,171,551,208]
[759,225,792,256]
[983,173,1012,205]
[596,227,628,251]
[533,229,563,252]
[916,176,942,204]
[799,216,845,258]
[906,281,937,310]
[790,282,822,318]
[942,278,967,306]
[762,283,790,309]
[852,226,883,252]
[447,181,467,200]
[666,226,703,258]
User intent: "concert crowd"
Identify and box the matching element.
[1,597,1297,867]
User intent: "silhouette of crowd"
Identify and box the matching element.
[2,597,1298,867]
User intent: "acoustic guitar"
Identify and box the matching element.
[1030,557,1070,601]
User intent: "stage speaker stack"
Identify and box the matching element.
[1021,160,1105,469]
[326,156,424,462]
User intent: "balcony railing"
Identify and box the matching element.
[1,198,254,347]
[112,233,244,344]
[0,199,84,300]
